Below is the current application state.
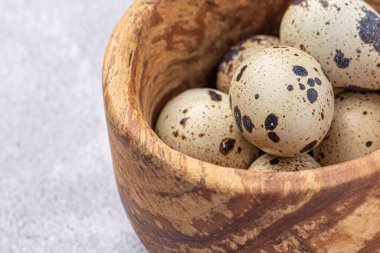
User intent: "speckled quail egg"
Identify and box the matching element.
[230,46,334,157]
[217,35,280,93]
[280,0,380,90]
[249,153,320,172]
[313,91,380,166]
[155,88,260,168]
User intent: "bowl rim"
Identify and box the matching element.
[103,0,380,196]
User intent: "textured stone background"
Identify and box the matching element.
[0,0,147,252]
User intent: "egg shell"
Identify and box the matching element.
[280,0,380,90]
[314,91,380,166]
[155,88,260,168]
[230,46,334,157]
[249,153,320,172]
[217,35,280,93]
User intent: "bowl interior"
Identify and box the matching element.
[104,0,380,178]
[133,0,380,129]
[134,0,293,127]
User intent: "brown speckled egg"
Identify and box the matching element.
[230,46,334,157]
[155,88,260,168]
[313,92,380,166]
[280,0,380,90]
[249,153,320,172]
[216,35,280,93]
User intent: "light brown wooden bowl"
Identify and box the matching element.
[103,0,380,252]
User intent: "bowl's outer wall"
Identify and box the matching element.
[103,0,380,252]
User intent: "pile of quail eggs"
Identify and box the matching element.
[156,0,380,172]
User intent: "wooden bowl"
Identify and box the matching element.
[103,0,380,252]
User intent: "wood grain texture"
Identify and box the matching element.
[103,0,380,252]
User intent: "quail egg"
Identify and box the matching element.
[280,0,380,90]
[155,88,260,168]
[217,35,280,93]
[313,91,380,166]
[230,46,334,157]
[249,153,320,172]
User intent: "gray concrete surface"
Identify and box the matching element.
[0,0,147,252]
